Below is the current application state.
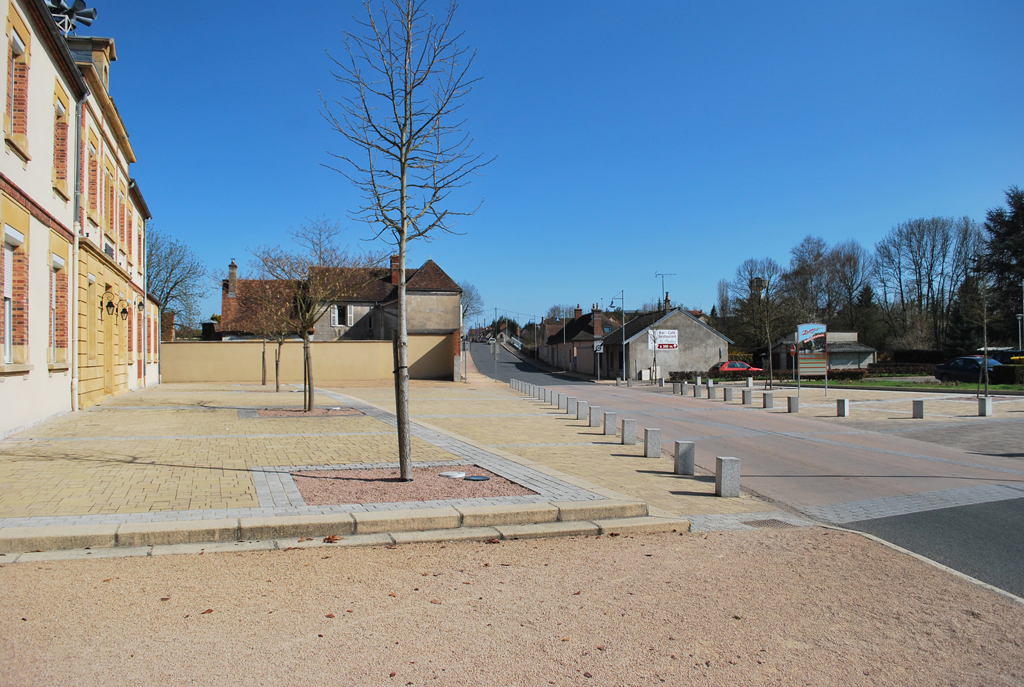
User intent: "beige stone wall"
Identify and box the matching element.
[161,334,457,383]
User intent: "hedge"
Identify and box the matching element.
[866,363,936,376]
[990,365,1024,386]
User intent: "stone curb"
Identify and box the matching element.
[0,518,693,562]
[0,501,658,554]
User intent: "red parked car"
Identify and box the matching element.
[709,361,762,373]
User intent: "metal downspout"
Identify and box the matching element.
[70,93,88,411]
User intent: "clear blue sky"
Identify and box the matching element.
[83,1,1023,326]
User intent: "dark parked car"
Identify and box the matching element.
[934,356,1001,383]
[710,361,763,373]
[989,350,1024,365]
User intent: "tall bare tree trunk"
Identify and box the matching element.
[261,339,267,385]
[303,334,314,411]
[275,344,281,393]
[396,238,412,481]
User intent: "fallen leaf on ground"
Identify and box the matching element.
[160,597,170,602]
[201,609,213,614]
[326,614,335,618]
[324,535,340,544]
[389,592,397,597]
[430,600,441,605]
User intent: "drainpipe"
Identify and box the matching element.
[70,93,88,411]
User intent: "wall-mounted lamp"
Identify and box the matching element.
[100,293,130,321]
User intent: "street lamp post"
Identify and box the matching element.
[751,277,773,390]
[609,290,626,381]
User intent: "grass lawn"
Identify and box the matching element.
[789,378,1024,392]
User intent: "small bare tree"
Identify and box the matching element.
[250,219,383,411]
[146,223,207,328]
[323,0,491,480]
[235,279,297,392]
[459,280,484,326]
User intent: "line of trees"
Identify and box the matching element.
[714,187,1023,357]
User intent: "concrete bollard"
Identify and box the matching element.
[742,389,753,405]
[715,457,741,497]
[672,383,680,394]
[603,411,617,435]
[706,379,714,388]
[788,396,799,413]
[694,385,704,398]
[747,376,754,388]
[763,392,774,409]
[577,400,589,421]
[912,400,924,419]
[674,441,695,475]
[644,428,662,458]
[567,397,578,416]
[621,419,637,445]
[723,387,734,402]
[658,377,665,388]
[696,376,702,386]
[616,377,622,387]
[979,397,992,417]
[537,387,545,401]
[708,386,718,400]
[589,405,602,427]
[837,399,850,417]
[627,379,634,388]
[558,393,567,410]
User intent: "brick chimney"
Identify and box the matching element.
[592,303,602,337]
[391,255,400,285]
[664,292,670,309]
[574,303,582,320]
[228,260,237,297]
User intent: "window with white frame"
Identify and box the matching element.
[346,305,354,327]
[330,304,338,327]
[3,240,12,364]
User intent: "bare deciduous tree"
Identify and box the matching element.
[234,279,297,392]
[458,280,483,325]
[146,223,207,328]
[250,219,383,411]
[323,0,491,479]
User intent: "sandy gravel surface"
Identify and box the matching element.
[1,529,1022,686]
[292,465,535,505]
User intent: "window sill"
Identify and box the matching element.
[53,180,70,201]
[5,134,30,161]
[0,363,33,377]
[87,211,99,227]
[48,362,70,373]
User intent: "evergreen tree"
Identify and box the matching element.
[984,186,1024,343]
[945,276,982,357]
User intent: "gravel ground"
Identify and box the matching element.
[257,407,363,417]
[1,528,1022,686]
[292,465,535,505]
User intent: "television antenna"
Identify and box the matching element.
[655,272,676,307]
[45,0,97,36]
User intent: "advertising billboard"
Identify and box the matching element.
[648,329,678,351]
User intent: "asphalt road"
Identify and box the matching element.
[470,342,1024,598]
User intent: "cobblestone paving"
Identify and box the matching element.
[800,484,1024,524]
[0,383,605,528]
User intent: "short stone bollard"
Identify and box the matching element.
[567,397,578,416]
[681,382,690,396]
[747,376,754,388]
[706,378,714,388]
[537,387,545,401]
[694,385,704,398]
[837,399,850,417]
[912,399,924,419]
[696,376,702,386]
[763,392,774,409]
[674,441,695,476]
[577,400,589,421]
[558,393,567,410]
[672,382,681,394]
[589,405,602,427]
[627,379,634,388]
[644,428,662,458]
[978,397,992,417]
[658,377,665,388]
[621,419,637,445]
[708,386,718,400]
[742,389,753,405]
[723,387,734,402]
[788,396,799,413]
[715,457,741,497]
[603,411,617,435]
[616,377,622,387]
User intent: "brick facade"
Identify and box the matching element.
[11,248,28,347]
[53,117,68,183]
[53,269,68,350]
[9,57,28,137]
